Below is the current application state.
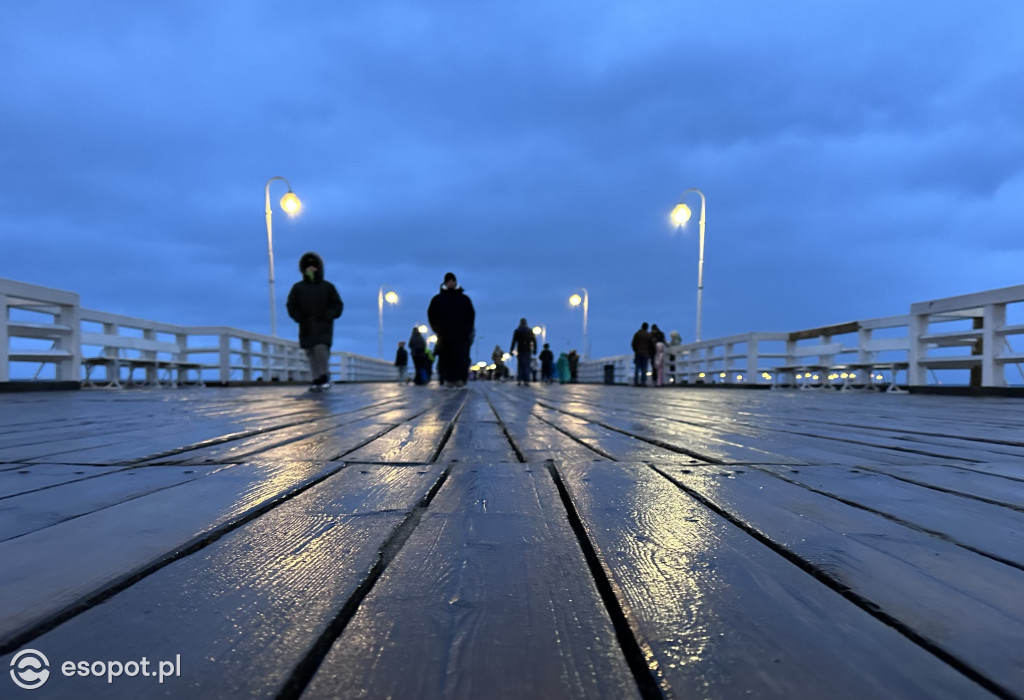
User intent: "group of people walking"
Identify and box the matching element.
[285,251,668,392]
[631,322,667,386]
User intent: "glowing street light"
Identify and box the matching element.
[670,187,707,342]
[264,176,302,337]
[377,286,399,358]
[532,324,547,345]
[569,288,589,359]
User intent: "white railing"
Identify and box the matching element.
[1,277,397,387]
[6,277,1024,389]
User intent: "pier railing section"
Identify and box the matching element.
[1,278,393,386]
[6,277,1024,389]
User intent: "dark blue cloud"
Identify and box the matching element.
[2,1,1022,362]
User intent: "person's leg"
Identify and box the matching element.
[312,344,330,385]
[638,355,649,385]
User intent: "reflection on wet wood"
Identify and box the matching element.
[0,383,1021,699]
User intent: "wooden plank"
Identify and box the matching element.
[557,461,998,700]
[0,465,220,541]
[659,464,1024,696]
[0,464,123,499]
[0,459,344,645]
[852,463,1024,510]
[302,463,642,700]
[434,420,519,463]
[754,464,1024,568]
[0,465,445,699]
[341,394,467,463]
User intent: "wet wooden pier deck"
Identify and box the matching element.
[0,384,1022,700]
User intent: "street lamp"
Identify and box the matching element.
[670,187,707,342]
[378,286,399,358]
[532,325,547,345]
[569,288,589,359]
[265,176,302,337]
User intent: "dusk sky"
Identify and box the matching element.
[2,2,1022,363]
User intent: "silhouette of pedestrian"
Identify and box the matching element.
[286,252,343,392]
[427,272,475,388]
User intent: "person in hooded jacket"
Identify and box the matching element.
[509,318,536,386]
[427,272,475,387]
[286,252,343,391]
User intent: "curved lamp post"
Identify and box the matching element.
[569,288,589,359]
[670,188,707,342]
[377,286,399,358]
[265,176,302,337]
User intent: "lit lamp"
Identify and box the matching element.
[569,288,589,359]
[265,176,302,337]
[670,188,707,342]
[532,325,546,345]
[378,286,399,358]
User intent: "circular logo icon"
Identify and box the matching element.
[10,649,50,690]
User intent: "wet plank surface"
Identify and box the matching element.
[0,383,1021,700]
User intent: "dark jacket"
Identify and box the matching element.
[510,323,535,357]
[409,329,427,359]
[286,252,343,348]
[631,328,653,357]
[427,286,476,348]
[395,346,408,367]
[539,347,554,370]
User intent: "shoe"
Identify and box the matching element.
[318,381,331,391]
[308,383,322,393]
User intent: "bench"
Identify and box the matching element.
[80,333,203,388]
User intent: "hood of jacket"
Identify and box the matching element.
[299,252,325,282]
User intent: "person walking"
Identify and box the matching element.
[631,322,653,386]
[653,337,666,386]
[492,345,507,381]
[510,318,536,386]
[539,343,554,384]
[409,327,428,385]
[567,349,579,383]
[556,351,571,384]
[427,272,475,388]
[286,252,343,392]
[394,340,409,384]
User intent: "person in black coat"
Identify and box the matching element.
[408,327,429,385]
[539,343,554,384]
[427,272,475,387]
[510,318,536,386]
[394,341,409,384]
[286,252,343,391]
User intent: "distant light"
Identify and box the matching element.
[418,324,428,334]
[736,374,744,381]
[850,373,857,379]
[280,191,301,215]
[502,353,511,362]
[670,203,691,226]
[428,335,437,344]
[698,372,706,378]
[719,372,726,378]
[812,374,819,380]
[533,326,542,335]
[384,291,398,305]
[569,294,582,307]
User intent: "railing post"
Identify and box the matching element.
[908,309,928,387]
[747,335,759,384]
[982,303,1005,387]
[219,334,232,384]
[0,292,9,383]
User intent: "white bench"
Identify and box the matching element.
[81,333,203,388]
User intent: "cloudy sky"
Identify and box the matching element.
[2,1,1022,362]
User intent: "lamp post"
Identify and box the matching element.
[265,176,302,337]
[378,286,399,358]
[670,188,707,342]
[569,288,589,359]
[532,325,547,345]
